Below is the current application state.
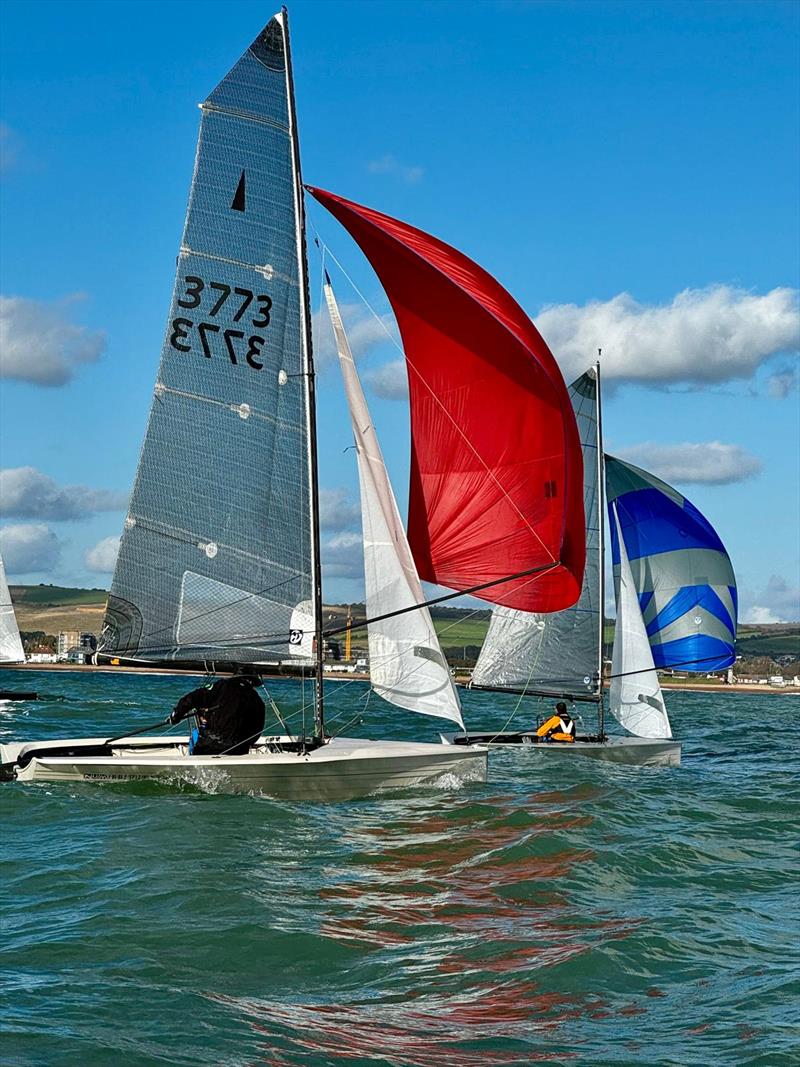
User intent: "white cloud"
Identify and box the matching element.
[744,575,800,624]
[322,531,363,579]
[368,154,424,184]
[0,467,128,520]
[319,488,360,531]
[85,535,120,574]
[746,606,781,625]
[0,294,107,386]
[536,285,799,387]
[364,358,408,400]
[767,364,799,399]
[0,523,60,574]
[616,442,762,485]
[312,300,397,367]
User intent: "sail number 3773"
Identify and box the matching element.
[169,276,272,370]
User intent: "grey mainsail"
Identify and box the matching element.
[471,368,602,700]
[101,13,315,663]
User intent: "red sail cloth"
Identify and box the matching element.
[308,187,585,612]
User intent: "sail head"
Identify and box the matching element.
[101,14,315,663]
[606,455,737,673]
[325,281,463,727]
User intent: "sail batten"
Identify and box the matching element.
[308,187,585,613]
[325,281,463,727]
[101,13,315,664]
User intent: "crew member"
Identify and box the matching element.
[535,701,576,743]
[169,666,265,755]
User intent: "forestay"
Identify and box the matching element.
[606,456,736,672]
[101,14,315,663]
[0,554,25,664]
[472,369,601,699]
[308,187,585,614]
[609,504,671,738]
[325,281,463,726]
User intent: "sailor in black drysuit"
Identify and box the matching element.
[169,669,265,756]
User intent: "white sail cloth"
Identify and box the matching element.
[609,505,671,738]
[0,554,25,664]
[325,282,463,727]
[472,369,600,698]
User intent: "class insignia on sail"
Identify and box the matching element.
[605,455,737,673]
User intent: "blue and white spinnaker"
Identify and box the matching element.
[605,456,737,673]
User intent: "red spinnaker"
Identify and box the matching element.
[308,187,584,612]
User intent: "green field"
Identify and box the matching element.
[736,632,800,658]
[9,585,107,607]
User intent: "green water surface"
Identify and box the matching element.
[1,671,798,1066]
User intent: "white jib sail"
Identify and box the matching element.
[0,553,25,664]
[324,281,464,727]
[609,504,672,738]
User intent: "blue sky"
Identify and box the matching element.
[0,0,798,621]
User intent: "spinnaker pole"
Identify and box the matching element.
[596,354,607,740]
[282,7,325,738]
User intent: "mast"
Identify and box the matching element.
[595,352,606,739]
[281,7,325,738]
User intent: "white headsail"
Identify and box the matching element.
[0,554,25,664]
[324,280,464,727]
[609,503,671,738]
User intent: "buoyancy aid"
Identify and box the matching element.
[535,713,576,743]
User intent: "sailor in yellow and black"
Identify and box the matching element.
[535,701,576,743]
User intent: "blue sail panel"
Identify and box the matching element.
[606,456,737,672]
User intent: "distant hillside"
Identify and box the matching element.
[9,584,108,607]
[8,586,799,666]
[10,585,108,635]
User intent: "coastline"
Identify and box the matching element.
[1,662,797,695]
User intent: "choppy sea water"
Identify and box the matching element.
[1,669,798,1066]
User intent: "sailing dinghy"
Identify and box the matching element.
[0,9,496,798]
[2,8,591,796]
[444,367,737,766]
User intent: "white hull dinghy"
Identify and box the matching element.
[440,731,681,767]
[466,363,738,768]
[2,735,486,800]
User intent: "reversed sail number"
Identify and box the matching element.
[169,275,271,370]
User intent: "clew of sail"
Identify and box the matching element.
[609,504,671,738]
[606,455,736,673]
[307,187,585,614]
[0,554,25,664]
[472,369,602,700]
[324,280,463,726]
[100,13,316,663]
